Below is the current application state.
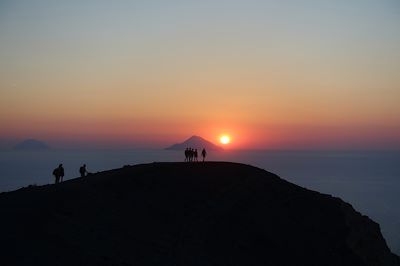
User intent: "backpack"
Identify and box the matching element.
[53,168,58,176]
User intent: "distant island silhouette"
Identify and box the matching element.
[166,135,223,151]
[13,139,49,151]
[0,162,398,265]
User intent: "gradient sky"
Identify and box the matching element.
[1,0,399,149]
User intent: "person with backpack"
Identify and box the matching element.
[52,166,60,184]
[59,164,65,182]
[52,163,64,184]
[79,164,87,177]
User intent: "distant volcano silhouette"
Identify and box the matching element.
[14,139,49,151]
[166,135,223,151]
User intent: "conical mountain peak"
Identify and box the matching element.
[166,135,223,151]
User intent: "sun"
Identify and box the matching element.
[220,135,231,145]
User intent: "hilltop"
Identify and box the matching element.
[13,139,49,151]
[166,135,223,151]
[0,162,398,266]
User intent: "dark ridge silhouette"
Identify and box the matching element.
[13,139,49,151]
[0,162,398,266]
[166,135,223,151]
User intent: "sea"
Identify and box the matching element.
[0,149,399,255]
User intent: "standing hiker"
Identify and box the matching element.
[201,148,207,162]
[59,164,65,182]
[53,163,64,184]
[79,164,87,177]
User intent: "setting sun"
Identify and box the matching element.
[220,135,231,145]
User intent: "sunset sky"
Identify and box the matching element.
[1,1,399,149]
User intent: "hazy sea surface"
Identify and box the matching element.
[0,149,399,254]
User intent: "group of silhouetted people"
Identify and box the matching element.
[52,163,88,184]
[185,148,207,162]
[52,148,209,185]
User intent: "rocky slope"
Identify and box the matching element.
[0,162,398,266]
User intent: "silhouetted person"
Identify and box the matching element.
[190,148,194,162]
[53,166,60,184]
[59,164,65,182]
[184,148,189,162]
[53,163,64,184]
[194,149,198,162]
[201,148,207,162]
[79,164,87,177]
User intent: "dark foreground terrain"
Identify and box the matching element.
[0,162,398,266]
